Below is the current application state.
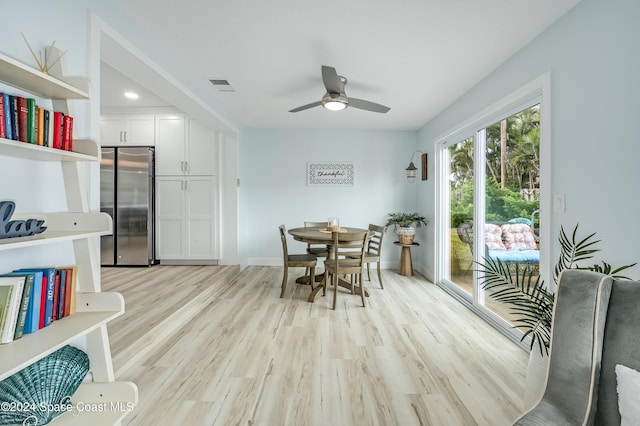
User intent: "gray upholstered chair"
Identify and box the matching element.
[513,269,640,425]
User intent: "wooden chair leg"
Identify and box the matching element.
[308,265,315,298]
[331,274,339,311]
[376,262,384,289]
[367,263,371,281]
[359,274,366,307]
[280,267,288,298]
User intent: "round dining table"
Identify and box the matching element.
[288,226,369,303]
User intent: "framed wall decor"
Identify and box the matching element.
[307,161,354,186]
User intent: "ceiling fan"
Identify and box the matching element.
[289,65,390,114]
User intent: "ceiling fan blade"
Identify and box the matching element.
[289,101,322,113]
[321,65,341,94]
[348,98,390,113]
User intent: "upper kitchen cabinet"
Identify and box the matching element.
[155,114,217,176]
[100,114,155,146]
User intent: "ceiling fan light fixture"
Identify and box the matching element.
[321,92,348,111]
[323,100,347,111]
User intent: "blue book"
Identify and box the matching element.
[3,93,11,140]
[15,268,55,327]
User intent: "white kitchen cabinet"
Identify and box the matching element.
[154,114,185,174]
[0,52,137,425]
[155,115,217,175]
[100,114,155,146]
[155,175,218,261]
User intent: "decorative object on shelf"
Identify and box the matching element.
[21,33,67,75]
[0,345,89,425]
[405,150,427,182]
[307,161,354,186]
[385,212,429,245]
[0,201,46,239]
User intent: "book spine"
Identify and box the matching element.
[3,94,11,140]
[10,96,19,141]
[43,109,50,147]
[69,267,77,315]
[1,278,24,343]
[62,115,73,151]
[37,106,44,146]
[39,275,46,329]
[0,93,5,139]
[27,98,36,144]
[63,268,72,317]
[0,287,13,340]
[45,268,55,326]
[52,111,63,149]
[17,96,28,143]
[13,275,33,340]
[55,269,64,319]
[23,271,42,334]
[51,271,60,322]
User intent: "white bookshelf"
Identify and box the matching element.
[0,53,137,424]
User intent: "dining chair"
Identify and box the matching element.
[324,230,371,309]
[279,225,318,299]
[303,221,330,281]
[304,221,330,258]
[356,224,387,289]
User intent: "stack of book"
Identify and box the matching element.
[0,92,74,151]
[0,266,77,344]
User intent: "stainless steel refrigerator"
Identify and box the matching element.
[100,147,155,266]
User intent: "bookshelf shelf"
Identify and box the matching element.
[0,212,112,251]
[0,52,88,99]
[0,292,124,380]
[0,138,99,161]
[0,51,137,423]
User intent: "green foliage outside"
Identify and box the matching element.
[449,105,540,228]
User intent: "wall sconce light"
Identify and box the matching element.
[406,150,428,182]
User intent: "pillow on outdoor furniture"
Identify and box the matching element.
[615,364,640,425]
[501,223,538,250]
[484,223,506,250]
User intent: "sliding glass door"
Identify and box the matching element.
[441,103,542,327]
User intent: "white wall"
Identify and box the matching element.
[241,128,420,268]
[416,0,640,278]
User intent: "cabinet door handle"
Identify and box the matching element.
[119,131,123,142]
[184,180,188,191]
[123,131,127,142]
[180,161,184,172]
[185,161,189,172]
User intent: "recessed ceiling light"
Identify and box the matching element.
[124,91,139,100]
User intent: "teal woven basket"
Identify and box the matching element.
[0,345,90,425]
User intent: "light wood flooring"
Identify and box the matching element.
[101,265,528,426]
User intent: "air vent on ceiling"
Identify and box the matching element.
[209,79,235,92]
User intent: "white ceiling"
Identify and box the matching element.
[102,0,582,131]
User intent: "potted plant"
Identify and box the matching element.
[477,224,636,408]
[386,212,429,245]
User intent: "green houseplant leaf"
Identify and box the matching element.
[478,224,636,355]
[385,212,429,230]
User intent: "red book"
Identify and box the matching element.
[39,275,46,329]
[62,115,73,151]
[52,111,63,149]
[16,96,28,143]
[0,93,5,138]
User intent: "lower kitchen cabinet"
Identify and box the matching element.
[155,175,218,261]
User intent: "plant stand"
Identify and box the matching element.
[394,241,419,276]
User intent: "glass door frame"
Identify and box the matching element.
[434,73,552,347]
